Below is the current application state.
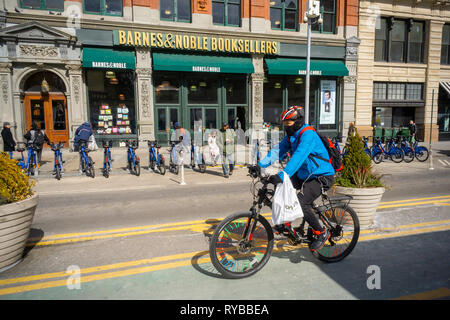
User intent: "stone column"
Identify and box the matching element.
[0,63,14,149]
[250,54,264,132]
[65,63,85,141]
[342,36,360,141]
[135,48,154,143]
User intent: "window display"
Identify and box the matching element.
[87,70,136,136]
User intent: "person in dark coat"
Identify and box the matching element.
[74,122,93,144]
[24,122,50,166]
[1,122,16,159]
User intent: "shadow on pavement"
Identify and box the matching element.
[23,228,44,258]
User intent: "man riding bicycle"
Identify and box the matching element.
[253,106,335,251]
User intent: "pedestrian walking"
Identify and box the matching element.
[408,120,417,143]
[1,122,16,159]
[74,122,94,174]
[208,129,220,166]
[219,122,235,178]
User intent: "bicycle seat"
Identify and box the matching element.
[147,140,157,147]
[16,148,25,152]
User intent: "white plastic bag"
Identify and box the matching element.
[88,134,98,151]
[272,172,304,225]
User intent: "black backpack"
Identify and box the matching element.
[34,130,45,146]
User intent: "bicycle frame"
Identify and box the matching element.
[149,143,162,167]
[103,144,112,170]
[127,145,137,168]
[52,144,64,173]
[79,144,90,169]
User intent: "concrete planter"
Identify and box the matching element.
[333,186,385,229]
[0,194,39,272]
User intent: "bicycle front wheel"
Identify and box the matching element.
[390,148,404,163]
[311,203,360,263]
[209,212,274,279]
[415,146,429,162]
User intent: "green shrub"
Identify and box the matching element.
[335,131,385,188]
[0,152,35,204]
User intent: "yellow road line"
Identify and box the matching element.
[26,197,450,247]
[378,195,450,205]
[392,287,450,300]
[2,222,450,296]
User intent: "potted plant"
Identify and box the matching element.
[333,130,386,229]
[0,152,38,272]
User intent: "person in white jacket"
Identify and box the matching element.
[208,130,220,166]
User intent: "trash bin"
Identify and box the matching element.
[401,128,410,137]
[383,128,393,139]
[374,128,383,139]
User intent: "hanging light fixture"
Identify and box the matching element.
[274,82,281,89]
[105,71,116,79]
[40,72,49,93]
[109,77,119,85]
[199,82,207,87]
[295,77,303,85]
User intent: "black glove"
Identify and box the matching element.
[248,165,261,178]
[268,174,283,185]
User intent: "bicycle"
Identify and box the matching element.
[50,142,65,180]
[191,140,206,173]
[169,140,182,175]
[102,140,113,178]
[410,139,430,162]
[332,136,346,158]
[209,165,360,279]
[148,140,166,175]
[15,142,38,177]
[397,136,415,163]
[125,140,140,176]
[78,140,95,178]
[371,137,404,164]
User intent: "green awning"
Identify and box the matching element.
[153,52,254,74]
[265,57,349,76]
[82,47,136,69]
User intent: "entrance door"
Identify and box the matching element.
[155,107,180,145]
[24,94,69,146]
[188,107,219,143]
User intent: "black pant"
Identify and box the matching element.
[290,175,335,231]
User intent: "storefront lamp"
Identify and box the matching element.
[295,77,303,85]
[165,10,171,15]
[199,82,207,87]
[41,78,49,93]
[274,83,281,89]
[105,71,116,79]
[190,85,197,91]
[109,77,119,85]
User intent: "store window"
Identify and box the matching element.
[160,0,191,22]
[21,0,64,10]
[374,82,424,101]
[86,70,136,136]
[441,24,450,65]
[154,74,180,104]
[311,0,336,34]
[263,76,284,129]
[392,107,415,127]
[213,0,241,26]
[83,0,123,16]
[187,75,219,104]
[270,0,298,31]
[225,77,246,105]
[375,17,425,63]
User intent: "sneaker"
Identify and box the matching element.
[224,174,229,178]
[310,228,330,251]
[272,224,289,236]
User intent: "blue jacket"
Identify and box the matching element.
[74,122,93,143]
[258,124,335,182]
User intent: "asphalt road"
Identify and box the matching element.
[0,164,449,300]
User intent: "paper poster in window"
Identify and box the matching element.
[320,80,336,125]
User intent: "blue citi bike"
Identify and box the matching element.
[77,140,95,178]
[396,136,415,163]
[102,140,113,178]
[190,140,206,173]
[169,139,182,175]
[50,142,65,180]
[371,137,404,164]
[148,140,166,175]
[125,140,140,176]
[410,138,430,162]
[15,142,38,177]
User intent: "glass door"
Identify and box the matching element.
[155,106,180,145]
[49,96,69,145]
[188,107,219,144]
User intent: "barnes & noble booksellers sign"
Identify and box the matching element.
[113,30,279,55]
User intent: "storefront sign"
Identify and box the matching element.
[298,70,322,75]
[113,30,279,55]
[320,80,336,125]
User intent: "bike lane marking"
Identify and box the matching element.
[391,287,450,300]
[1,220,450,297]
[25,196,450,247]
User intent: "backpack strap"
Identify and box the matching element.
[287,126,321,166]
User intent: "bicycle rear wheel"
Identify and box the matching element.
[310,203,360,263]
[403,148,414,163]
[88,156,95,178]
[209,212,274,279]
[134,162,141,176]
[55,164,61,180]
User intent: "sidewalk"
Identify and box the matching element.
[12,140,450,181]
